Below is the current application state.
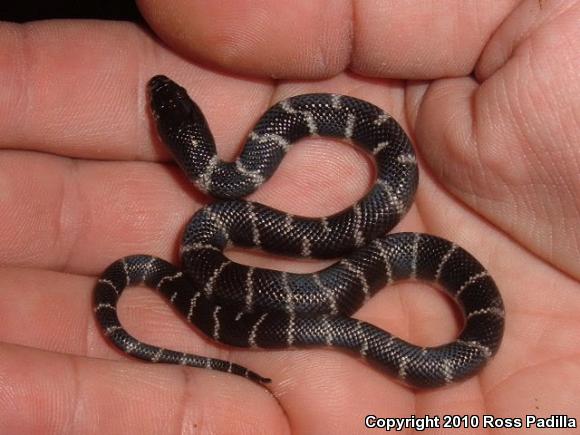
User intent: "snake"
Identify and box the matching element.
[94,75,505,388]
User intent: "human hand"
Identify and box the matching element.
[1,1,579,433]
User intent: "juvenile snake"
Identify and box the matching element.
[94,75,504,388]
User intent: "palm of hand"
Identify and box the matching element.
[0,2,578,433]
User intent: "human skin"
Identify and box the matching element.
[0,0,579,433]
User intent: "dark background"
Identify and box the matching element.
[0,0,142,22]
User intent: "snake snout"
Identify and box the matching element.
[148,74,173,93]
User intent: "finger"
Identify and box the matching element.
[0,141,370,273]
[137,0,518,79]
[0,20,272,160]
[0,20,408,162]
[475,0,575,80]
[137,0,352,79]
[0,265,411,429]
[0,265,412,428]
[0,266,272,373]
[408,1,580,279]
[0,271,412,433]
[0,150,190,273]
[0,343,286,434]
[1,75,409,273]
[351,0,519,79]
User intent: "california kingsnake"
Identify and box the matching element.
[94,75,505,388]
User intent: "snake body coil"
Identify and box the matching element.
[94,75,504,388]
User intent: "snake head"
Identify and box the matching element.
[148,75,198,123]
[147,75,214,153]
